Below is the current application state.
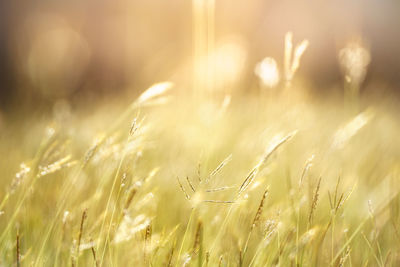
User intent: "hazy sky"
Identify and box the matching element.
[0,0,399,109]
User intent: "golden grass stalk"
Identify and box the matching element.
[238,130,297,196]
[166,238,176,266]
[136,82,174,106]
[207,154,232,182]
[192,221,203,259]
[75,209,88,266]
[177,176,191,200]
[251,188,269,229]
[205,186,236,193]
[338,246,351,267]
[16,227,20,267]
[308,177,321,225]
[91,240,99,267]
[144,221,153,264]
[332,109,374,149]
[202,200,234,204]
[37,155,75,178]
[242,189,269,261]
[186,176,196,193]
[218,95,231,117]
[284,32,309,85]
[299,155,314,187]
[123,185,138,212]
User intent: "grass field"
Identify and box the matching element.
[0,79,400,266]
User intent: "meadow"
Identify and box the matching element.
[1,22,400,267]
[1,76,400,267]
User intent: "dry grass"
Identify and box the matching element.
[0,83,400,267]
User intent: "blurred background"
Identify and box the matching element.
[0,0,400,112]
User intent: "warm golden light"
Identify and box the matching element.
[255,57,280,88]
[0,1,399,267]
